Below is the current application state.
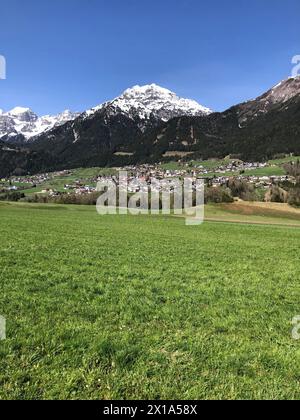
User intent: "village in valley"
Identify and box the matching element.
[0,156,298,202]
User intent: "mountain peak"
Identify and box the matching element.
[267,76,300,102]
[237,76,300,127]
[8,106,33,115]
[83,83,212,122]
[7,107,38,124]
[109,83,212,121]
[0,107,79,141]
[123,83,174,96]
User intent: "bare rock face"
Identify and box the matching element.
[237,76,300,127]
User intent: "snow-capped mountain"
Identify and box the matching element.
[84,84,212,121]
[1,77,300,177]
[0,84,211,142]
[0,107,80,141]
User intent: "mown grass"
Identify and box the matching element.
[0,203,300,400]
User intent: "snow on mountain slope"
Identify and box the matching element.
[0,108,80,141]
[84,84,212,121]
[0,84,211,142]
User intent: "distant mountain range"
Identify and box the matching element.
[0,107,80,142]
[0,85,211,143]
[0,78,300,177]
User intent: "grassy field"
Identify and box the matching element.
[0,202,300,400]
[205,202,300,226]
[7,167,118,195]
[161,156,300,177]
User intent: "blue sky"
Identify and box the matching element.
[0,0,299,115]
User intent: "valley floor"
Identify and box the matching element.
[204,201,300,227]
[0,202,300,400]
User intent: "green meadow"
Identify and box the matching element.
[161,156,299,177]
[0,202,300,400]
